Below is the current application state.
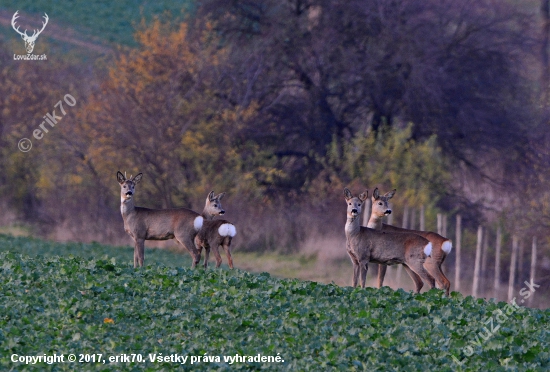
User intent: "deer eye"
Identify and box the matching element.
[123,185,127,188]
[214,204,218,207]
[378,202,383,205]
[358,203,361,206]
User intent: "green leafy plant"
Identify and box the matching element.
[0,235,548,371]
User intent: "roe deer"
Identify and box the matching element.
[195,191,237,268]
[117,171,203,268]
[344,188,434,292]
[368,188,452,295]
[196,220,237,269]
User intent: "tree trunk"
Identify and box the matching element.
[419,205,425,231]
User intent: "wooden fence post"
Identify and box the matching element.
[410,208,416,230]
[455,214,462,291]
[402,205,410,230]
[472,225,483,297]
[507,235,519,302]
[480,227,489,290]
[437,213,442,235]
[362,197,372,227]
[419,205,425,231]
[518,239,525,284]
[494,226,502,298]
[529,237,537,307]
[396,205,409,284]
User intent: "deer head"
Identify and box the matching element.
[371,188,396,219]
[202,191,226,219]
[117,171,143,202]
[11,11,49,54]
[344,188,368,219]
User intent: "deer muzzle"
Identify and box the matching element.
[384,209,392,216]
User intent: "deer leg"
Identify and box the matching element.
[347,252,360,287]
[402,264,424,293]
[350,259,359,287]
[177,235,201,268]
[407,261,435,293]
[377,264,387,288]
[134,239,145,268]
[212,243,223,268]
[423,258,451,296]
[360,261,369,288]
[439,264,451,296]
[222,237,234,269]
[203,244,211,269]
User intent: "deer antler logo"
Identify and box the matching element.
[11,10,49,54]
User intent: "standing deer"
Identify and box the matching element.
[344,188,435,292]
[195,191,237,269]
[368,188,452,295]
[117,171,203,268]
[11,11,49,54]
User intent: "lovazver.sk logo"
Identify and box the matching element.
[11,10,48,61]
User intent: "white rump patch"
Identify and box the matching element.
[218,223,237,237]
[194,216,204,231]
[442,241,452,254]
[424,242,433,257]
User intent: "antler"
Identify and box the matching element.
[31,13,49,39]
[11,11,48,40]
[11,11,27,38]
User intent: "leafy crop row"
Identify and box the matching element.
[0,236,548,371]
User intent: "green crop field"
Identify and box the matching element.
[0,234,548,371]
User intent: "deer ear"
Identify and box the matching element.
[132,173,143,184]
[385,189,396,199]
[117,171,125,184]
[208,191,215,201]
[373,188,380,200]
[359,190,369,201]
[344,188,353,200]
[216,192,226,200]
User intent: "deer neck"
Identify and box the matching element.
[120,197,136,217]
[367,214,383,230]
[201,210,215,221]
[345,214,361,237]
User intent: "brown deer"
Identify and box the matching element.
[344,188,435,292]
[195,191,237,269]
[117,171,203,268]
[368,188,452,295]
